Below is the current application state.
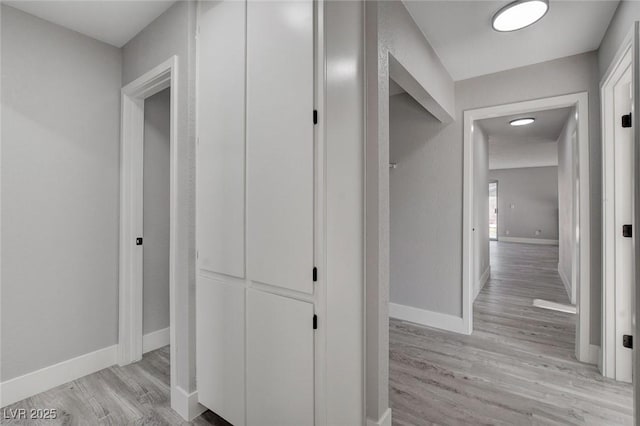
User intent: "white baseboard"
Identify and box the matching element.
[474,266,490,300]
[367,408,392,426]
[390,303,470,335]
[0,345,117,408]
[500,237,559,245]
[532,299,576,314]
[143,327,170,354]
[558,263,571,299]
[172,386,207,421]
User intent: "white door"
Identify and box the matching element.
[247,290,314,426]
[197,1,317,424]
[196,1,248,424]
[246,0,315,295]
[196,277,246,426]
[615,62,634,383]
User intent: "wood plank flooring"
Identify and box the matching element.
[390,241,633,425]
[4,242,633,425]
[1,346,230,425]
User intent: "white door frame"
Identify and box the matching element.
[118,56,178,386]
[601,28,634,379]
[463,92,592,362]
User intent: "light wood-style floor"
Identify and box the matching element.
[4,243,633,425]
[390,241,633,425]
[1,346,230,425]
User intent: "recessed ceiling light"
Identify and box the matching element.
[510,117,535,126]
[492,0,549,32]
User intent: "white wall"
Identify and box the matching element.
[325,1,365,424]
[122,0,197,393]
[1,5,122,380]
[143,88,171,335]
[557,108,577,298]
[488,167,559,241]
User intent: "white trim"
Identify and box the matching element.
[474,266,490,300]
[0,345,117,408]
[390,303,471,335]
[499,237,558,245]
[171,386,207,422]
[118,56,180,416]
[366,408,392,426]
[600,28,634,380]
[558,263,571,300]
[597,345,603,374]
[587,344,600,366]
[143,327,170,354]
[463,92,591,363]
[532,299,576,314]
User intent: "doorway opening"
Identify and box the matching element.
[141,88,171,356]
[463,92,593,363]
[488,181,498,241]
[117,56,179,409]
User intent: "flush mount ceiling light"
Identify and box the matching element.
[492,0,549,32]
[510,117,535,126]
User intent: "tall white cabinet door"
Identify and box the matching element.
[197,0,246,278]
[246,0,314,294]
[196,277,245,426]
[247,289,314,426]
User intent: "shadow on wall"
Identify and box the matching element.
[389,91,458,316]
[389,92,449,166]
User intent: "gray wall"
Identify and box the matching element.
[143,88,170,335]
[598,1,640,79]
[488,167,559,241]
[474,125,490,295]
[1,5,121,380]
[122,0,197,392]
[557,108,577,298]
[389,93,450,313]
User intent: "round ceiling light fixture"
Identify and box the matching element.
[492,0,549,32]
[510,117,535,126]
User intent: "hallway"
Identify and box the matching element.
[390,242,633,425]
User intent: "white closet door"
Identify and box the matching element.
[247,289,314,426]
[197,0,246,278]
[196,277,245,426]
[246,0,314,294]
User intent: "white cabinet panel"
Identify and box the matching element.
[196,276,245,426]
[197,0,246,278]
[247,289,314,426]
[246,0,314,293]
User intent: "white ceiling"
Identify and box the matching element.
[5,1,176,48]
[478,106,573,170]
[403,0,619,81]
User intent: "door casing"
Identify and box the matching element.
[117,56,183,415]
